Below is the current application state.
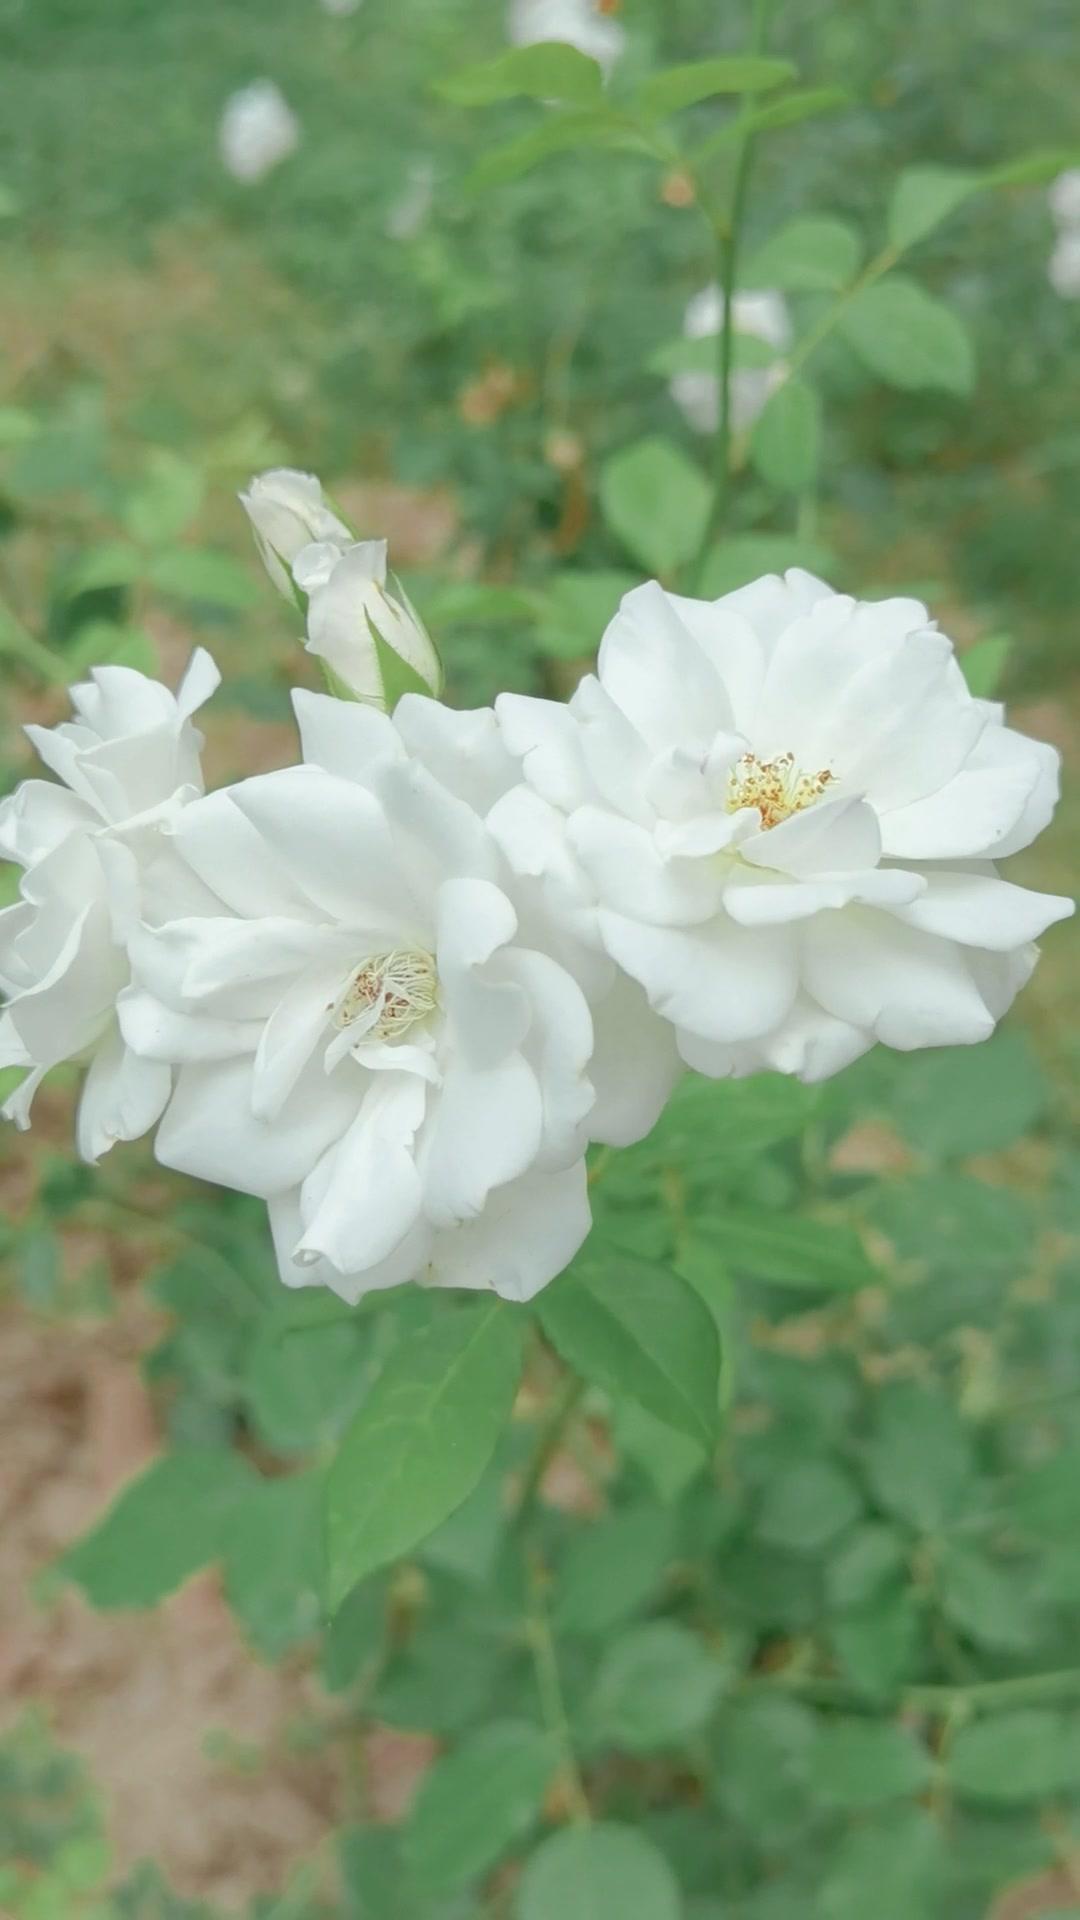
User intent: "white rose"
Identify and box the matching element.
[120,693,606,1304]
[239,467,352,600]
[1049,232,1080,301]
[671,286,792,436]
[1048,169,1080,229]
[219,81,300,186]
[492,573,1073,1082]
[0,651,219,1157]
[293,538,443,708]
[506,0,626,78]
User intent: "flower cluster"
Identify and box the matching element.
[2,473,1071,1306]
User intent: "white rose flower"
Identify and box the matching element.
[293,539,443,708]
[1048,169,1080,230]
[507,0,626,79]
[120,693,626,1304]
[219,81,300,186]
[672,287,792,436]
[492,573,1073,1082]
[239,467,352,600]
[1049,232,1080,300]
[0,652,219,1157]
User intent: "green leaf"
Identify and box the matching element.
[534,569,637,661]
[830,1588,924,1701]
[819,1807,944,1920]
[599,436,711,576]
[516,1824,682,1920]
[704,1206,875,1292]
[984,146,1080,189]
[635,57,796,119]
[939,1543,1035,1653]
[960,632,1011,696]
[756,1458,863,1553]
[864,1382,974,1533]
[62,1449,253,1609]
[611,1400,707,1502]
[588,1622,726,1752]
[64,542,143,594]
[222,1471,325,1659]
[750,377,822,492]
[534,1250,721,1450]
[698,533,835,596]
[325,1301,524,1609]
[827,1524,907,1610]
[887,1029,1049,1160]
[466,111,650,191]
[743,215,861,291]
[404,1722,555,1897]
[948,1711,1080,1802]
[555,1507,675,1636]
[839,275,976,395]
[696,86,850,162]
[244,1304,368,1454]
[122,450,205,545]
[810,1719,932,1810]
[0,405,39,444]
[435,42,604,107]
[148,547,259,609]
[887,165,982,250]
[642,1072,822,1167]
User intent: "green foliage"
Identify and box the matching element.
[598,437,711,577]
[839,275,977,394]
[515,1825,682,1920]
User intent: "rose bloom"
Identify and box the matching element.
[239,467,352,600]
[121,694,672,1304]
[671,287,791,436]
[507,0,626,78]
[219,80,300,185]
[0,653,219,1156]
[493,573,1073,1082]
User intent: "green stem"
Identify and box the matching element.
[695,0,774,573]
[747,1664,1080,1718]
[514,1369,587,1527]
[526,1549,591,1825]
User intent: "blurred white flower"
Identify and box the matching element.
[507,0,626,79]
[122,694,599,1304]
[671,286,792,435]
[385,160,436,242]
[239,467,352,600]
[1048,168,1080,230]
[0,653,219,1158]
[294,538,444,707]
[321,0,363,13]
[220,81,300,185]
[1049,231,1080,300]
[494,573,1072,1082]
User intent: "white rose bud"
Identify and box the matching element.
[219,80,300,186]
[293,538,443,709]
[238,468,352,600]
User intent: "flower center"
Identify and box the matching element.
[331,948,439,1042]
[726,750,834,831]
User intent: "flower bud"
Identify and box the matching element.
[239,468,352,600]
[293,538,442,708]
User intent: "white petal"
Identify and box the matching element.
[878,759,1042,860]
[742,794,882,876]
[801,911,996,1050]
[496,691,593,810]
[269,1186,434,1303]
[393,696,517,814]
[571,675,654,825]
[498,947,595,1166]
[587,971,683,1146]
[597,582,733,751]
[176,647,221,719]
[154,1054,357,1198]
[725,863,924,926]
[291,688,404,782]
[419,1052,544,1229]
[75,1024,171,1162]
[129,916,341,1022]
[233,765,427,932]
[118,984,263,1062]
[171,789,317,920]
[679,997,870,1084]
[960,725,1062,858]
[659,598,767,735]
[297,1074,426,1275]
[435,876,530,1067]
[597,907,798,1045]
[569,806,723,926]
[890,869,1074,949]
[429,1162,591,1303]
[374,756,500,892]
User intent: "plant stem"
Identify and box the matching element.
[695,0,774,574]
[526,1548,591,1825]
[747,1663,1080,1717]
[514,1369,587,1528]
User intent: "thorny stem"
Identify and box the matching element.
[526,1547,591,1825]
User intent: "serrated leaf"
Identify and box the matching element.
[404,1722,555,1897]
[435,42,604,107]
[599,436,711,576]
[325,1301,524,1609]
[887,165,982,250]
[534,1249,721,1450]
[635,56,795,119]
[743,215,861,291]
[750,377,822,492]
[948,1711,1080,1802]
[588,1622,726,1751]
[62,1450,254,1609]
[705,1206,875,1291]
[516,1824,682,1920]
[839,275,975,395]
[466,110,650,191]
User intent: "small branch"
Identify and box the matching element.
[526,1548,591,1825]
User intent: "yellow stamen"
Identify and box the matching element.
[726,751,834,831]
[331,948,438,1041]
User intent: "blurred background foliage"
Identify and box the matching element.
[1,0,1079,1915]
